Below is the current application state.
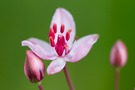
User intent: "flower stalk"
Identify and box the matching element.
[114,68,120,90]
[38,82,44,90]
[63,66,74,90]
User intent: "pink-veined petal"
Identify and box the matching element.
[50,8,76,49]
[47,58,66,75]
[65,34,99,62]
[22,38,57,60]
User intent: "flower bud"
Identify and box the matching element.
[24,50,45,83]
[110,40,128,67]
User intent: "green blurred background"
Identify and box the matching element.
[0,0,135,90]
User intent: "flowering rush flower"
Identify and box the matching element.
[22,8,99,75]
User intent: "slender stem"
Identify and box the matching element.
[114,68,120,90]
[37,82,44,90]
[63,66,75,90]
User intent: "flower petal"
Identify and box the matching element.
[47,58,66,75]
[22,38,57,60]
[50,8,76,49]
[65,34,99,62]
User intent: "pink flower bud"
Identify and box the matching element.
[110,40,128,67]
[24,50,45,83]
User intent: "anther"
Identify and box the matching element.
[60,24,65,33]
[66,29,71,41]
[48,28,55,40]
[53,23,57,33]
[49,36,55,47]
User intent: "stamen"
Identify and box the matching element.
[49,36,55,47]
[60,24,65,33]
[66,29,71,41]
[48,28,55,40]
[53,23,57,33]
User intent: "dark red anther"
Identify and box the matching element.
[53,23,57,33]
[49,36,55,47]
[66,30,71,41]
[60,24,65,33]
[48,28,55,40]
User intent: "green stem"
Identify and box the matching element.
[114,68,120,90]
[63,66,75,90]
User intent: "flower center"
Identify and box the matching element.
[49,24,71,56]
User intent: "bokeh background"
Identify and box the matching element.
[0,0,135,90]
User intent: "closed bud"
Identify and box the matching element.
[24,50,45,83]
[110,40,128,67]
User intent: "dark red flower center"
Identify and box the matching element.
[49,24,71,56]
